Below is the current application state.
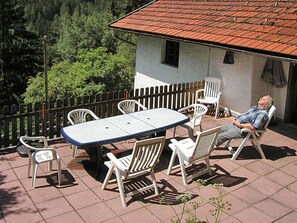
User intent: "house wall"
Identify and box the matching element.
[134,35,289,120]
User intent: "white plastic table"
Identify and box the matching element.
[61,108,189,178]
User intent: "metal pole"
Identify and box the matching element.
[43,36,48,136]
[43,36,48,103]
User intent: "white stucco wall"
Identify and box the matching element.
[135,36,210,86]
[134,35,289,120]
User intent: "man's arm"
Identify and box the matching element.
[232,117,255,130]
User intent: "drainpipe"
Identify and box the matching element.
[207,47,211,77]
[111,30,136,46]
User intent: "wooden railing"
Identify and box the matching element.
[0,81,203,148]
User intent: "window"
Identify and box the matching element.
[165,40,179,67]
[223,50,234,64]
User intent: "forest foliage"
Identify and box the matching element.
[0,0,152,106]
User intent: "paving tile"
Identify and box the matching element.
[274,210,297,223]
[220,215,243,223]
[2,205,43,223]
[253,198,291,219]
[119,207,161,223]
[222,194,249,216]
[146,203,182,222]
[245,160,275,176]
[0,191,34,214]
[1,169,17,183]
[279,163,297,178]
[12,164,31,180]
[35,197,73,219]
[263,158,292,169]
[287,180,297,193]
[27,186,63,204]
[234,206,274,223]
[0,180,26,199]
[0,157,11,171]
[265,170,296,187]
[231,185,267,205]
[103,217,125,223]
[104,196,144,216]
[65,189,102,210]
[183,203,216,223]
[271,188,297,210]
[79,174,102,189]
[212,159,241,173]
[58,178,89,196]
[6,155,28,168]
[45,210,84,223]
[249,176,283,196]
[228,166,261,186]
[77,202,116,223]
[91,185,120,202]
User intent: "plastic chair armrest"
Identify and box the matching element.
[178,105,194,113]
[106,152,127,170]
[241,128,252,133]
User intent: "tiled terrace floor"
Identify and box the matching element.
[1,114,297,223]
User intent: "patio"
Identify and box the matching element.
[1,114,297,223]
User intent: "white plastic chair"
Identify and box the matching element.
[173,104,208,140]
[102,136,165,207]
[195,77,222,119]
[67,109,99,157]
[19,136,62,188]
[167,127,221,186]
[225,105,276,160]
[118,99,147,114]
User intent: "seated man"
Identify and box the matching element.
[216,95,273,147]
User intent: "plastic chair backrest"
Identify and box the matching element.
[125,137,165,178]
[191,127,220,162]
[118,99,147,114]
[67,109,99,125]
[191,104,208,126]
[257,105,276,140]
[204,77,221,99]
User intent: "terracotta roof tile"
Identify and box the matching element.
[109,0,297,58]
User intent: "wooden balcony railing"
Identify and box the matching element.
[0,81,203,147]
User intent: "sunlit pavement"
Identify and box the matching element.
[1,113,297,223]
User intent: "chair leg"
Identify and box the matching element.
[28,159,32,178]
[177,153,188,186]
[187,127,195,141]
[173,127,177,138]
[231,133,251,160]
[205,157,212,175]
[102,164,114,189]
[251,134,266,159]
[72,145,77,158]
[57,159,62,186]
[167,148,177,175]
[215,103,219,119]
[115,168,127,207]
[32,163,39,188]
[150,170,159,195]
[48,161,52,171]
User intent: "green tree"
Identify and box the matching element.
[0,0,42,106]
[23,45,135,103]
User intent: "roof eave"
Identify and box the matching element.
[109,27,297,63]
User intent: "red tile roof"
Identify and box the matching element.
[109,0,297,60]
